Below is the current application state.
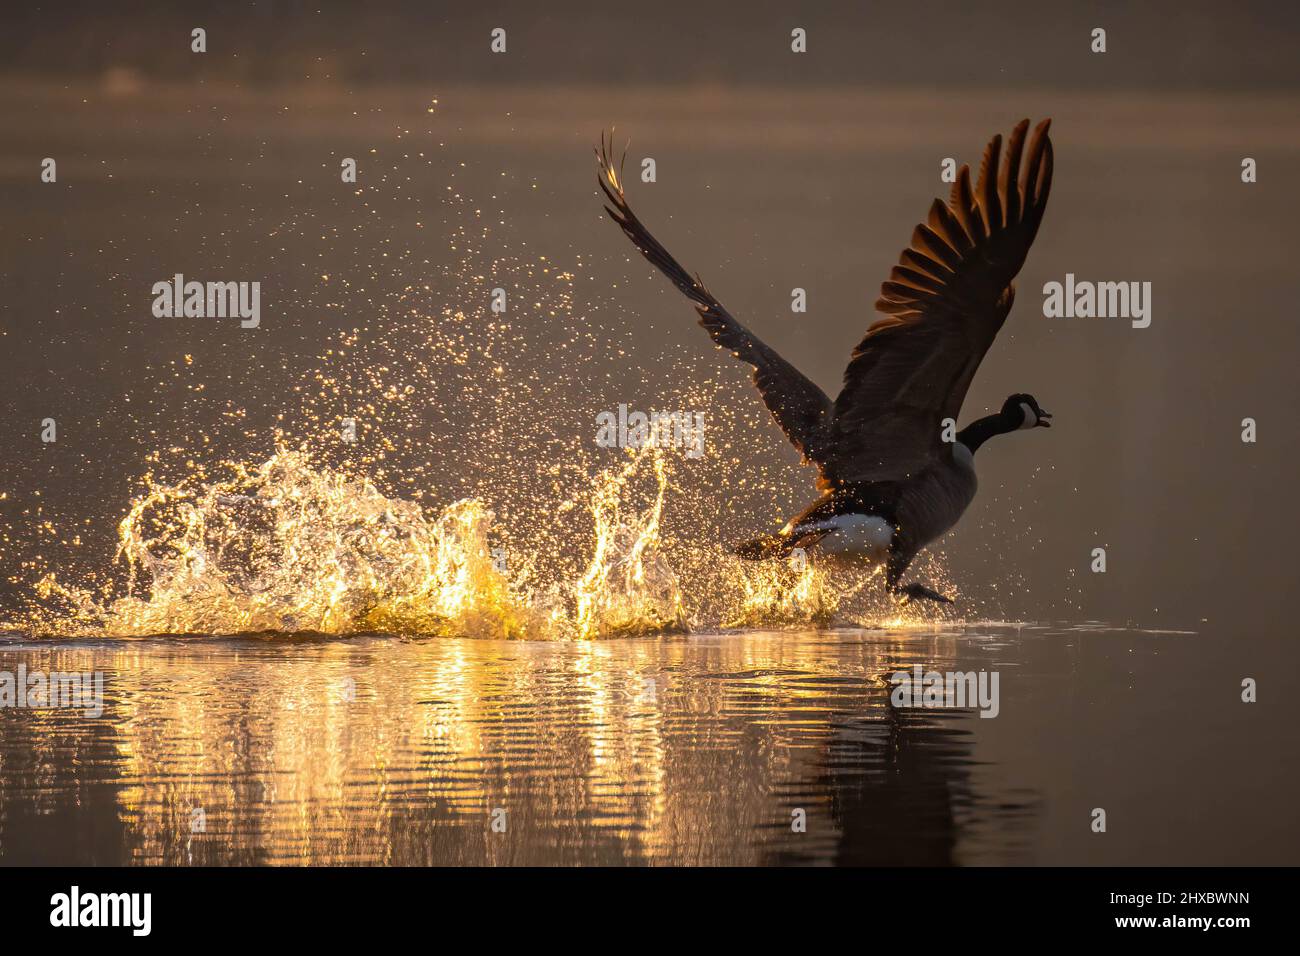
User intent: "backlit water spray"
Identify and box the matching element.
[1,128,955,638]
[21,439,952,638]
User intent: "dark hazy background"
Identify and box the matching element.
[1,0,1298,642]
[3,1,1299,91]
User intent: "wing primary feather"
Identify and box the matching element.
[979,134,1003,232]
[952,166,985,244]
[890,265,947,294]
[900,248,952,280]
[1025,139,1054,239]
[1021,119,1052,209]
[927,199,973,253]
[1001,119,1029,225]
[948,163,968,208]
[912,224,964,271]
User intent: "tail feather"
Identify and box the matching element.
[733,529,828,560]
[733,533,792,560]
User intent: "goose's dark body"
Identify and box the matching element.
[596,120,1056,603]
[735,447,978,597]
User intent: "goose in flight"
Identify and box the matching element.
[596,119,1054,604]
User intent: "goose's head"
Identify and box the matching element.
[1003,393,1052,430]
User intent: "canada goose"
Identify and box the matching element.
[596,119,1054,604]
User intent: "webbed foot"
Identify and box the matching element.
[893,582,954,605]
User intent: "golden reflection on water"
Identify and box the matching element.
[0,627,1025,865]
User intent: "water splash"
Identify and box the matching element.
[15,439,953,639]
[0,120,959,639]
[571,448,684,639]
[24,444,647,639]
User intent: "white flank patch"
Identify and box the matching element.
[800,514,893,561]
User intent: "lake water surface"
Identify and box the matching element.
[0,622,1284,866]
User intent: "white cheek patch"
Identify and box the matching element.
[1018,402,1037,430]
[952,442,975,470]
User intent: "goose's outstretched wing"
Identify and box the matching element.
[597,134,834,467]
[824,118,1054,483]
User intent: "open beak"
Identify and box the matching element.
[1036,411,1053,428]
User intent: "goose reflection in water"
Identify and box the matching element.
[0,627,1035,865]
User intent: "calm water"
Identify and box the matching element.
[0,623,1285,866]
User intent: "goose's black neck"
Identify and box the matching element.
[956,411,1016,454]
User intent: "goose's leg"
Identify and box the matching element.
[886,548,954,605]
